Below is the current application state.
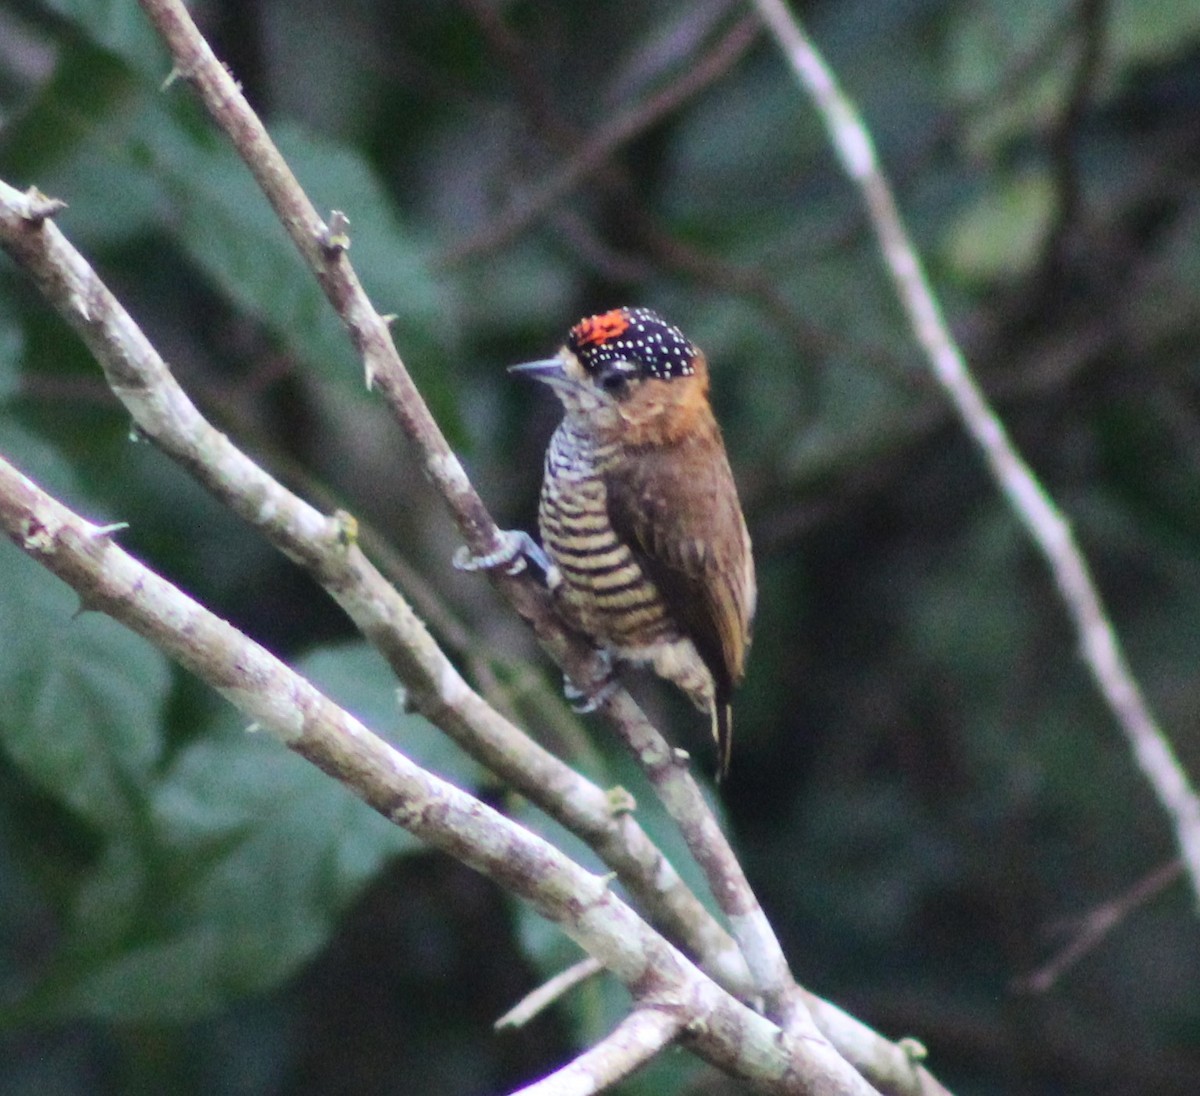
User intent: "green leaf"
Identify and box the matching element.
[5,41,450,402]
[1109,0,1200,71]
[0,419,168,830]
[26,641,465,1021]
[162,118,450,399]
[942,170,1056,281]
[0,41,159,245]
[944,0,1077,154]
[39,0,171,77]
[0,549,169,828]
[945,0,1071,105]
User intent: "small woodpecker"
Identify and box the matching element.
[463,307,755,778]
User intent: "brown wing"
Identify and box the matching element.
[605,431,755,707]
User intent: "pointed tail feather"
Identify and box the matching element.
[713,701,734,782]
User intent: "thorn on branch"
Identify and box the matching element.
[21,187,68,223]
[89,521,131,540]
[898,1036,928,1062]
[72,591,107,618]
[396,685,417,714]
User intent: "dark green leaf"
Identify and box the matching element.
[24,640,468,1021]
[39,0,169,76]
[0,421,166,830]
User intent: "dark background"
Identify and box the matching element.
[2,1,1199,1093]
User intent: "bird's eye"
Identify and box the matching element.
[597,361,637,394]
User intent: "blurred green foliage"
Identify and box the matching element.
[2,0,1200,1092]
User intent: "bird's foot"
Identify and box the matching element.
[453,529,551,577]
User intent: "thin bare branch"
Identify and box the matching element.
[438,14,761,265]
[752,0,1200,909]
[801,995,955,1096]
[602,691,797,1021]
[508,1007,684,1096]
[496,957,605,1031]
[1016,859,1184,993]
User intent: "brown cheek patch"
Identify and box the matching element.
[620,376,713,447]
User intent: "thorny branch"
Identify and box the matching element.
[0,175,746,998]
[135,0,808,1031]
[752,0,1200,907]
[0,454,870,1096]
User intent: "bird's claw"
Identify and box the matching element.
[564,677,619,713]
[453,529,550,576]
[563,651,616,712]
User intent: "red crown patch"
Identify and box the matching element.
[571,309,631,347]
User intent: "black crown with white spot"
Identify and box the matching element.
[568,307,697,381]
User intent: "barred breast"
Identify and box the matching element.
[538,422,676,651]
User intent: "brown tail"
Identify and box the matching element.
[713,701,734,782]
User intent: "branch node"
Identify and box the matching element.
[319,210,352,255]
[17,513,61,553]
[606,786,637,816]
[332,509,359,549]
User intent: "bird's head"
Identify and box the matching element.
[510,307,714,446]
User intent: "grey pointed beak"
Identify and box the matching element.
[507,357,566,383]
